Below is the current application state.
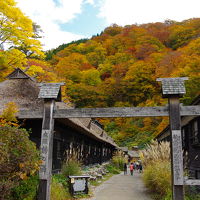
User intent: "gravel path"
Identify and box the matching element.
[85,171,152,200]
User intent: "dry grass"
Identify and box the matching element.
[112,151,127,170]
[140,140,170,167]
[140,141,171,199]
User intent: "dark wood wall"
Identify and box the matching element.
[23,119,115,173]
[156,116,200,179]
[182,116,200,179]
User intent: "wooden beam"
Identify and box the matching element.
[184,179,200,185]
[180,105,200,116]
[17,105,200,119]
[18,110,43,119]
[54,106,169,118]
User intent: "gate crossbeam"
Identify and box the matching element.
[18,105,200,119]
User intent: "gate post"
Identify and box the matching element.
[157,77,188,200]
[37,83,64,200]
[38,99,55,200]
[168,97,184,200]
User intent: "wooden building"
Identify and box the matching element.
[0,68,117,172]
[156,95,200,179]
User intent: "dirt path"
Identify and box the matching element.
[87,171,152,200]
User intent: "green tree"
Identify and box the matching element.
[81,69,101,86]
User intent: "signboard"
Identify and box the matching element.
[73,179,86,192]
[39,130,51,180]
[172,130,184,185]
[68,176,90,195]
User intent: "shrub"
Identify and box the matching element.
[143,160,171,198]
[111,152,126,170]
[140,141,171,199]
[11,175,39,200]
[61,153,82,177]
[0,127,40,199]
[51,175,71,200]
[0,102,19,127]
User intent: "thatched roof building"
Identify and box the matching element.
[0,68,117,169]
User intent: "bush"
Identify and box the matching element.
[61,154,82,177]
[0,127,40,199]
[11,175,39,200]
[51,175,71,200]
[143,160,171,198]
[140,141,171,199]
[111,152,126,170]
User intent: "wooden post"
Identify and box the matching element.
[169,97,184,200]
[38,100,55,200]
[100,144,103,165]
[157,77,188,200]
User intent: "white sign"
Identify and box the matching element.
[73,179,86,192]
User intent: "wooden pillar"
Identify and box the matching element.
[100,144,103,165]
[157,77,188,200]
[169,97,184,200]
[38,100,55,200]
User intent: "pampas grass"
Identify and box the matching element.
[140,141,171,199]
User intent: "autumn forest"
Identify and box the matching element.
[1,0,200,148]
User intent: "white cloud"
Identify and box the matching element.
[16,0,85,50]
[99,0,200,25]
[15,0,200,50]
[85,0,95,5]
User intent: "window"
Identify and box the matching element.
[182,125,189,149]
[190,119,200,146]
[182,127,186,148]
[195,170,200,179]
[56,140,61,159]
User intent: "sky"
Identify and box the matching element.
[16,0,200,50]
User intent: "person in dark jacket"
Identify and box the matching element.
[123,163,127,175]
[139,163,143,173]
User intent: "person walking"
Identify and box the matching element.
[123,163,127,175]
[130,163,134,175]
[139,163,143,173]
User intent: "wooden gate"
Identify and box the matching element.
[18,77,200,200]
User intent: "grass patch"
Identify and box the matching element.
[105,164,121,174]
[51,174,71,200]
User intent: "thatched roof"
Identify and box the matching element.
[128,150,140,158]
[0,78,43,113]
[0,69,117,147]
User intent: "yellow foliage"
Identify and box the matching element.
[0,49,27,78]
[0,102,19,127]
[19,173,28,180]
[0,0,43,51]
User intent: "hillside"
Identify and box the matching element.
[45,19,200,147]
[1,17,200,148]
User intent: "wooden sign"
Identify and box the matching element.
[39,130,51,180]
[68,176,90,195]
[172,130,184,185]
